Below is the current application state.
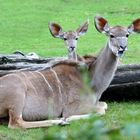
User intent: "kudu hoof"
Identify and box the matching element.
[59,118,70,126]
[95,107,106,116]
[98,102,108,110]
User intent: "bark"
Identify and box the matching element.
[0,53,140,101]
[101,64,140,101]
[0,55,59,64]
[101,82,140,101]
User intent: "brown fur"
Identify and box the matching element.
[0,57,98,128]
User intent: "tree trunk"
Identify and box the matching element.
[0,53,140,101]
[101,64,140,101]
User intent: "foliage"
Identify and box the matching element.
[45,119,140,140]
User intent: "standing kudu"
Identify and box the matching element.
[0,16,140,129]
[49,20,89,61]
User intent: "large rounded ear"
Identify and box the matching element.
[128,18,140,33]
[94,16,110,33]
[76,20,89,36]
[48,22,63,38]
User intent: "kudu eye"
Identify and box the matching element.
[110,35,115,38]
[75,38,78,40]
[126,34,129,37]
[64,38,67,41]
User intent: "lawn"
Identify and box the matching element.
[0,0,140,139]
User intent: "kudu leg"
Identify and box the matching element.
[10,119,66,129]
[7,95,66,128]
[64,114,91,122]
[95,94,108,110]
[92,93,107,115]
[63,111,105,123]
[8,110,67,129]
[97,101,108,110]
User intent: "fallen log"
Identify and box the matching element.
[0,55,58,64]
[116,64,140,72]
[101,82,140,101]
[1,62,140,83]
[0,58,70,76]
[111,69,140,84]
[0,53,140,101]
[101,64,140,101]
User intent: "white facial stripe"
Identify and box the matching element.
[65,39,77,48]
[108,39,113,50]
[117,37,128,47]
[108,39,121,57]
[119,48,124,51]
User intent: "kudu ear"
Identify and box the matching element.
[128,18,140,33]
[94,16,110,33]
[76,20,89,36]
[48,22,64,38]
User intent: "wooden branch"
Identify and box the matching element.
[0,52,140,101]
[101,82,140,101]
[0,58,78,76]
[100,64,140,101]
[116,64,140,72]
[0,56,61,64]
[111,69,140,85]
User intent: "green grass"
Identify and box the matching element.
[0,0,140,139]
[0,0,140,63]
[46,102,140,140]
[1,102,140,140]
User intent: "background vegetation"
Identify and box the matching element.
[0,0,140,139]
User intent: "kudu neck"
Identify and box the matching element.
[89,42,119,77]
[68,51,77,61]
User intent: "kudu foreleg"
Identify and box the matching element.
[65,114,91,122]
[11,119,66,129]
[63,111,105,123]
[9,118,67,129]
[95,92,107,110]
[8,110,67,129]
[97,101,108,110]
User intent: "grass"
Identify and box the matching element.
[0,0,140,139]
[1,102,140,140]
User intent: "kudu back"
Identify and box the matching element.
[0,17,140,129]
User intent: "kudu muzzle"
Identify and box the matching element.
[69,46,75,52]
[117,37,128,57]
[118,45,127,57]
[66,39,77,53]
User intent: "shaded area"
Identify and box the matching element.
[101,64,140,101]
[102,82,140,101]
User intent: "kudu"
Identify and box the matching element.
[0,16,140,129]
[49,20,89,61]
[92,16,140,106]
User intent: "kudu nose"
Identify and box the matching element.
[118,45,127,57]
[70,46,75,51]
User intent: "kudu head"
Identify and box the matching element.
[94,16,140,57]
[48,20,89,60]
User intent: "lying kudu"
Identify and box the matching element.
[92,16,140,106]
[0,16,140,129]
[49,20,89,61]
